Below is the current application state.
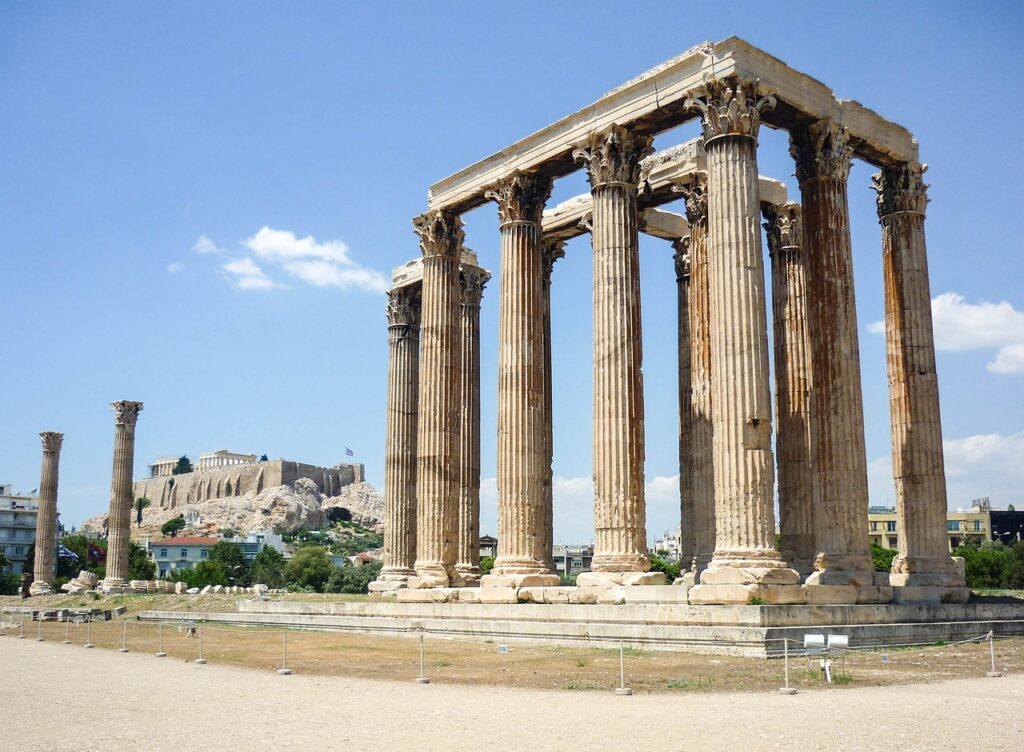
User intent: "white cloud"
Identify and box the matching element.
[222,257,279,290]
[167,262,184,274]
[193,234,224,254]
[867,291,1024,375]
[245,226,388,293]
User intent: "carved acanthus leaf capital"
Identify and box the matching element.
[386,285,421,328]
[460,266,491,307]
[39,431,64,453]
[684,77,775,143]
[541,239,566,281]
[412,210,464,259]
[111,400,143,426]
[872,162,929,219]
[578,212,593,234]
[483,170,553,225]
[573,124,654,189]
[672,237,691,282]
[762,202,803,255]
[789,119,853,183]
[672,171,708,227]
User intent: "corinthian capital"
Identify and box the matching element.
[789,119,853,183]
[483,170,553,225]
[39,431,64,453]
[111,400,143,426]
[672,238,690,282]
[672,171,708,227]
[541,239,566,282]
[460,266,491,307]
[412,210,464,258]
[684,77,775,143]
[761,202,803,255]
[573,124,654,189]
[386,285,421,328]
[872,162,929,219]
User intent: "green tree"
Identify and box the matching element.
[225,480,232,496]
[135,496,151,527]
[161,516,186,537]
[249,546,286,588]
[647,554,681,584]
[954,543,1013,588]
[284,546,334,592]
[259,454,269,462]
[326,561,382,594]
[0,550,16,595]
[870,542,897,572]
[209,541,248,585]
[128,541,156,580]
[170,560,228,588]
[480,556,494,576]
[172,455,194,475]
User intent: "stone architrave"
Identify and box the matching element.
[573,124,664,587]
[672,239,695,573]
[790,119,875,592]
[540,239,566,570]
[684,78,803,604]
[103,400,143,589]
[763,202,816,578]
[481,171,560,588]
[410,210,464,588]
[455,265,490,584]
[370,284,421,592]
[873,162,967,601]
[30,432,64,595]
[676,172,715,579]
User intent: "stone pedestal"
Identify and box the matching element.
[481,172,560,588]
[573,124,661,586]
[873,162,965,595]
[410,211,463,589]
[103,400,143,589]
[370,285,421,593]
[684,79,801,604]
[31,432,64,595]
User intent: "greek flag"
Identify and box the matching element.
[345,447,354,457]
[57,543,79,561]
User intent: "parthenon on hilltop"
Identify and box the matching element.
[370,37,966,607]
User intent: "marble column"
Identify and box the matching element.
[763,202,816,578]
[30,432,64,594]
[455,265,490,584]
[411,210,463,588]
[103,400,143,589]
[482,171,560,587]
[540,239,566,570]
[873,162,967,600]
[790,119,874,592]
[685,78,802,604]
[673,239,695,573]
[370,284,421,592]
[574,124,663,586]
[677,173,715,579]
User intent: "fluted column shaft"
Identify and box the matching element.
[791,120,873,583]
[104,400,143,587]
[874,163,964,589]
[455,267,490,582]
[764,203,816,576]
[673,240,695,570]
[540,240,565,570]
[32,432,64,590]
[377,286,421,584]
[412,211,463,588]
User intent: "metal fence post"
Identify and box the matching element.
[84,616,93,648]
[986,631,1002,678]
[155,622,166,658]
[415,632,430,684]
[277,631,292,675]
[194,625,207,664]
[119,621,129,653]
[614,638,633,696]
[778,638,797,695]
[63,618,71,644]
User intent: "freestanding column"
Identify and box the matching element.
[873,162,967,602]
[540,239,566,570]
[574,124,663,587]
[482,171,560,588]
[685,78,803,604]
[790,120,875,594]
[673,239,695,574]
[370,284,421,593]
[103,400,143,589]
[30,432,64,595]
[763,202,816,578]
[677,173,715,579]
[455,265,490,584]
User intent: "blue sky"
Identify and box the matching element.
[2,1,1023,544]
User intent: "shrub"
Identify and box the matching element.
[326,561,383,594]
[648,554,681,583]
[870,542,897,573]
[480,556,495,576]
[284,547,334,592]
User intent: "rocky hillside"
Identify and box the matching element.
[80,478,384,540]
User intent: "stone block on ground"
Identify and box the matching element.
[856,586,894,604]
[200,585,212,595]
[477,587,519,604]
[396,588,458,603]
[624,585,691,604]
[804,584,858,605]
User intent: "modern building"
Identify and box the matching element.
[553,544,594,579]
[0,484,40,574]
[654,529,683,562]
[148,536,219,576]
[868,504,992,552]
[229,530,285,564]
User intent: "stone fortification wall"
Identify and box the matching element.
[134,460,365,510]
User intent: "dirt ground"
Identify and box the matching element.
[2,637,1022,752]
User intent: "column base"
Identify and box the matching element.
[28,581,53,597]
[890,555,967,588]
[688,583,806,605]
[100,578,126,592]
[481,572,561,588]
[576,571,667,587]
[698,551,802,586]
[589,553,651,573]
[807,552,875,587]
[408,563,452,589]
[453,565,482,587]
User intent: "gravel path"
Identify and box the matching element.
[2,637,1022,752]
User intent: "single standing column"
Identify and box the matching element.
[763,202,816,578]
[30,432,64,595]
[677,173,715,579]
[790,120,875,594]
[540,239,566,570]
[455,265,490,584]
[574,124,663,587]
[103,400,143,589]
[685,78,803,604]
[673,239,695,574]
[482,171,560,587]
[873,162,968,602]
[370,284,421,593]
[411,210,463,588]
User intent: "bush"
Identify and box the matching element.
[954,543,1014,589]
[480,556,494,576]
[249,547,286,588]
[284,547,334,592]
[648,554,681,583]
[326,562,382,594]
[0,572,19,596]
[167,560,229,589]
[870,542,897,573]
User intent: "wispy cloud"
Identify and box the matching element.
[245,227,388,293]
[222,257,279,290]
[167,262,184,274]
[193,234,225,254]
